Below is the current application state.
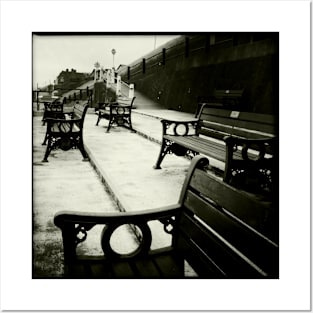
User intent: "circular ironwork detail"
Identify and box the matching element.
[241,143,265,161]
[174,123,188,136]
[101,222,152,259]
[117,107,125,115]
[59,137,72,151]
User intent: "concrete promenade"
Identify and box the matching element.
[32,102,202,277]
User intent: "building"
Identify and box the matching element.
[54,68,91,93]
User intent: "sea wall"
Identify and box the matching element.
[118,33,279,114]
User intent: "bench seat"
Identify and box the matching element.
[62,248,184,278]
[50,122,80,134]
[163,134,268,163]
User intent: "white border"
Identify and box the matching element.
[0,0,311,311]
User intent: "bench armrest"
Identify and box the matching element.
[160,118,199,136]
[54,204,180,226]
[223,135,277,190]
[54,204,181,261]
[223,135,277,156]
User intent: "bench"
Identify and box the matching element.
[196,89,244,116]
[42,101,89,162]
[96,97,136,132]
[154,104,277,195]
[42,101,64,125]
[54,155,278,278]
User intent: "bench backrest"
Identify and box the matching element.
[198,105,277,140]
[72,102,89,129]
[214,88,244,98]
[44,101,63,112]
[128,96,136,108]
[176,155,278,278]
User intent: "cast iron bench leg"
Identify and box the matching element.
[153,138,171,169]
[107,116,114,132]
[77,142,89,161]
[42,139,53,162]
[128,116,135,132]
[96,112,102,126]
[42,131,49,145]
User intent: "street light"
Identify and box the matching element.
[111,49,116,69]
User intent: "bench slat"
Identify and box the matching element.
[164,135,261,163]
[184,190,278,275]
[200,121,274,140]
[175,230,226,278]
[200,114,237,127]
[178,213,267,277]
[151,253,184,277]
[130,258,162,277]
[189,168,278,241]
[234,120,276,135]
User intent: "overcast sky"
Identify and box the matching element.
[32,34,179,88]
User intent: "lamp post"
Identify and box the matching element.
[111,49,116,69]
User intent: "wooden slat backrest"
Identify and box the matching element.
[72,102,89,128]
[175,156,278,278]
[199,106,276,138]
[233,112,277,136]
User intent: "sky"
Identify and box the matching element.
[32,34,179,88]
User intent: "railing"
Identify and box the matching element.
[33,87,93,111]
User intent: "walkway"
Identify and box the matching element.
[33,99,202,277]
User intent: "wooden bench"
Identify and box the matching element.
[54,155,278,278]
[154,104,277,195]
[196,89,244,116]
[96,97,136,132]
[42,101,64,125]
[42,101,89,162]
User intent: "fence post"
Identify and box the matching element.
[142,58,146,74]
[106,70,111,88]
[36,90,39,111]
[116,76,121,97]
[129,84,134,99]
[110,69,115,84]
[162,48,166,65]
[185,37,189,58]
